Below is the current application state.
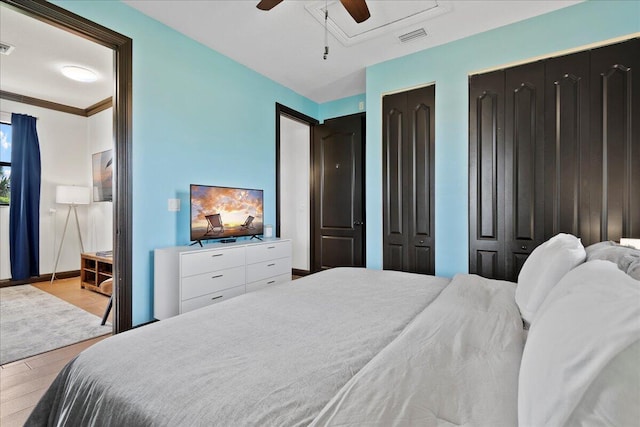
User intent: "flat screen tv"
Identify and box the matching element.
[190,184,264,242]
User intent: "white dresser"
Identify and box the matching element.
[154,239,291,319]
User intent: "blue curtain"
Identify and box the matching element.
[9,114,41,280]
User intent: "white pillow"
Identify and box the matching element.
[515,233,585,324]
[518,260,640,426]
[564,340,640,427]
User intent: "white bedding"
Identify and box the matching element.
[518,260,640,427]
[27,268,449,426]
[311,274,524,426]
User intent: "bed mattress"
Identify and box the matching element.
[27,268,450,426]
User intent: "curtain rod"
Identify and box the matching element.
[0,110,39,122]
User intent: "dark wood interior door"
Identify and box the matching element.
[588,38,640,244]
[504,61,545,281]
[383,85,435,274]
[406,87,436,274]
[312,114,365,270]
[544,50,591,244]
[470,38,640,281]
[382,91,408,270]
[469,70,505,280]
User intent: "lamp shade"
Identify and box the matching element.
[56,185,90,205]
[620,238,640,249]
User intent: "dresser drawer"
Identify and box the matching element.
[246,240,291,264]
[181,247,245,277]
[246,273,291,293]
[181,265,245,300]
[246,257,292,283]
[181,284,245,313]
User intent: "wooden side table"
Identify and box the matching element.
[80,252,113,296]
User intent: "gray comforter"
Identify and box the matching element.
[311,274,524,426]
[27,268,449,426]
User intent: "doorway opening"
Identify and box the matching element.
[276,104,366,273]
[2,0,132,333]
[276,104,318,276]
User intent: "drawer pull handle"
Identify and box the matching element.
[211,254,223,257]
[267,246,276,249]
[211,274,223,279]
[267,263,275,267]
[267,280,275,285]
[211,295,223,301]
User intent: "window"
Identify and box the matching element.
[0,122,11,205]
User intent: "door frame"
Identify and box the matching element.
[275,103,318,276]
[4,0,133,332]
[314,113,367,270]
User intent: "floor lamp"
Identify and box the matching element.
[50,185,90,284]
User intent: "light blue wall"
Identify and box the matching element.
[365,0,640,276]
[52,0,639,323]
[54,0,319,325]
[319,93,366,122]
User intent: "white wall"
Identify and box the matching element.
[0,206,8,278]
[279,115,311,271]
[87,107,113,253]
[0,99,113,280]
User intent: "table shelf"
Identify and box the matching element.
[80,252,113,296]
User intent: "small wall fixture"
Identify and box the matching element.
[61,65,98,83]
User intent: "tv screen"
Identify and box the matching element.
[190,184,264,242]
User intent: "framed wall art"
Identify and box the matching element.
[92,149,113,202]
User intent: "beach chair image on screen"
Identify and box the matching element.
[204,213,224,236]
[240,215,255,230]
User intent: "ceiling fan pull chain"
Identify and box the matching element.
[323,1,329,60]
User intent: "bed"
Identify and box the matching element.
[26,236,640,426]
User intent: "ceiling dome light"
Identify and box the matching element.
[61,65,98,82]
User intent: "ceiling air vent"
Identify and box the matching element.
[398,28,427,43]
[0,42,15,55]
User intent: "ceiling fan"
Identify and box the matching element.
[257,0,371,23]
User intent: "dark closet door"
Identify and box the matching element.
[544,51,591,243]
[313,114,365,270]
[588,38,640,244]
[383,85,435,274]
[382,91,408,271]
[470,37,640,281]
[504,62,546,281]
[469,70,505,279]
[407,87,436,274]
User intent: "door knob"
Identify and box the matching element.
[353,220,364,226]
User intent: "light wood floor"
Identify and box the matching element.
[0,278,111,426]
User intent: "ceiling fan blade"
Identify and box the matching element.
[340,0,370,23]
[256,0,283,11]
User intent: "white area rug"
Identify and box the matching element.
[0,285,111,364]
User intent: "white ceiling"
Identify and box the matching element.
[0,0,582,108]
[123,0,582,103]
[0,3,113,109]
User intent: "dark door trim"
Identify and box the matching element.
[313,113,366,270]
[4,0,133,332]
[275,103,318,275]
